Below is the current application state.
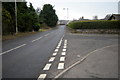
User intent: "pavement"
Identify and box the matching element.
[57,32,119,79]
[1,25,119,80]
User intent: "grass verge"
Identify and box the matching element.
[2,32,38,41]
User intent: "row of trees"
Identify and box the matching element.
[2,2,58,35]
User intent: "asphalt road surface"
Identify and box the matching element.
[2,25,65,79]
[1,25,119,80]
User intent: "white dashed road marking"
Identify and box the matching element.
[43,64,51,70]
[63,49,66,52]
[63,45,67,48]
[44,33,49,37]
[64,40,67,44]
[49,57,55,62]
[56,46,60,49]
[61,52,66,55]
[32,37,42,42]
[57,44,61,47]
[64,44,67,46]
[38,38,67,79]
[53,53,57,56]
[38,74,47,80]
[58,63,64,69]
[60,57,65,61]
[0,44,26,55]
[55,49,59,52]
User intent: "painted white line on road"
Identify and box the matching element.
[57,44,61,47]
[49,57,55,62]
[60,57,65,61]
[44,33,49,37]
[58,42,62,45]
[64,40,67,44]
[38,74,47,80]
[55,49,59,52]
[58,41,62,46]
[54,44,117,78]
[58,63,64,69]
[43,64,51,70]
[63,49,66,52]
[63,45,67,48]
[53,53,57,56]
[60,39,62,42]
[61,52,66,55]
[31,37,42,42]
[56,46,60,49]
[0,44,26,55]
[64,43,67,46]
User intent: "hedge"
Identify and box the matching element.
[68,20,120,29]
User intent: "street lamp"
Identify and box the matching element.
[67,8,69,20]
[15,0,18,34]
[63,8,69,20]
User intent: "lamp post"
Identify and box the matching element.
[67,8,69,20]
[63,8,69,20]
[15,0,18,34]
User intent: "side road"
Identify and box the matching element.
[62,44,118,78]
[56,32,118,79]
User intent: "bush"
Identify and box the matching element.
[33,23,41,31]
[68,20,120,29]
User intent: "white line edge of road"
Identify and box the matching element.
[54,44,117,79]
[0,44,26,55]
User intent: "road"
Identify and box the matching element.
[2,25,118,80]
[2,25,65,79]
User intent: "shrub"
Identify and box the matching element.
[68,20,120,29]
[33,23,41,31]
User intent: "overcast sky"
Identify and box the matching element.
[25,0,119,20]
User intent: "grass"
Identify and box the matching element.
[2,27,52,41]
[2,32,38,41]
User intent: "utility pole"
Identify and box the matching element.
[15,0,18,34]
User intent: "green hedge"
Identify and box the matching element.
[68,20,120,29]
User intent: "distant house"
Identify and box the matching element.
[79,16,89,21]
[104,14,120,20]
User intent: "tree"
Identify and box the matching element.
[2,2,16,35]
[39,4,58,27]
[17,2,40,32]
[2,2,41,35]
